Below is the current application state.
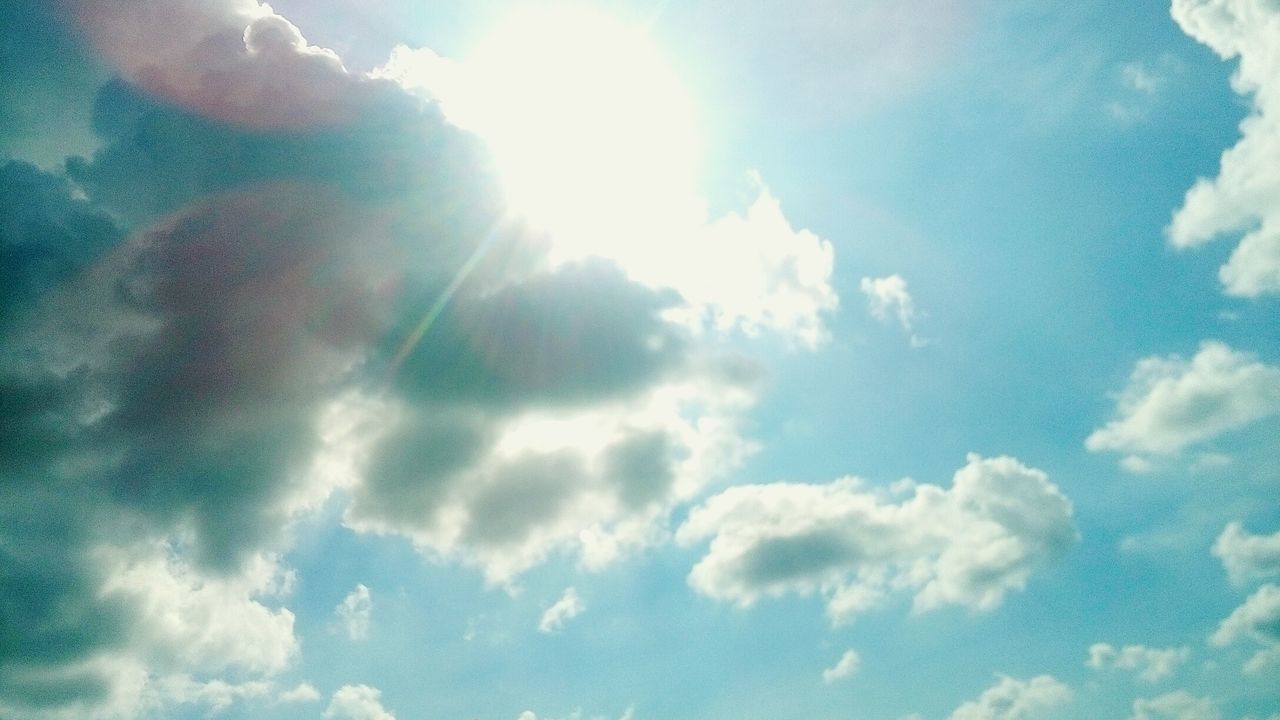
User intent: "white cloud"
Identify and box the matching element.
[947,675,1071,720]
[822,649,861,684]
[324,685,396,720]
[1213,522,1280,586]
[332,584,374,641]
[279,683,322,703]
[1168,0,1280,296]
[95,543,298,675]
[539,587,585,634]
[677,454,1076,625]
[1086,643,1190,682]
[1210,583,1280,674]
[1130,691,1221,720]
[1085,341,1280,462]
[142,675,273,715]
[860,274,927,346]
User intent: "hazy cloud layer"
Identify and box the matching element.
[1168,0,1280,295]
[677,454,1076,624]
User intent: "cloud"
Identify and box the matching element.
[1106,55,1182,123]
[0,0,842,713]
[1213,522,1280,586]
[1085,342,1280,463]
[539,587,586,634]
[140,675,273,715]
[323,685,396,720]
[821,649,861,684]
[947,675,1071,720]
[860,274,927,346]
[1168,0,1280,296]
[279,683,322,703]
[0,161,123,328]
[1210,583,1280,674]
[332,584,373,641]
[1130,691,1221,720]
[1086,643,1190,682]
[677,454,1077,625]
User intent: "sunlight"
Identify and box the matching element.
[456,5,705,264]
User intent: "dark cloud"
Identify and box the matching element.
[0,161,123,327]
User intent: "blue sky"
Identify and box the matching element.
[2,1,1279,719]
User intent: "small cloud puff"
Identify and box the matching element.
[1210,583,1280,675]
[860,274,927,347]
[947,674,1071,720]
[332,584,373,641]
[1130,690,1220,720]
[539,587,585,634]
[1213,522,1280,586]
[323,684,396,720]
[822,649,861,684]
[1086,643,1190,682]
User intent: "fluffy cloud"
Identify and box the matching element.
[947,675,1071,720]
[1086,643,1190,682]
[1085,342,1280,463]
[1130,691,1221,720]
[279,683,322,703]
[1167,0,1280,296]
[821,649,861,684]
[333,584,373,641]
[539,587,586,634]
[677,454,1077,624]
[1213,522,1280,586]
[323,685,396,720]
[860,274,927,346]
[1210,583,1280,674]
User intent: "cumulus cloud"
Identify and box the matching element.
[1130,691,1221,720]
[139,675,273,715]
[821,649,861,684]
[1168,0,1280,296]
[860,274,927,346]
[333,584,373,641]
[1085,342,1280,464]
[947,675,1071,720]
[1210,583,1280,674]
[323,685,396,720]
[1086,643,1190,682]
[677,454,1076,624]
[1,0,842,714]
[279,683,322,703]
[539,587,586,634]
[1213,522,1280,586]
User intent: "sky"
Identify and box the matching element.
[1,1,1279,719]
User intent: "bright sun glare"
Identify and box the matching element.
[455,5,705,262]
